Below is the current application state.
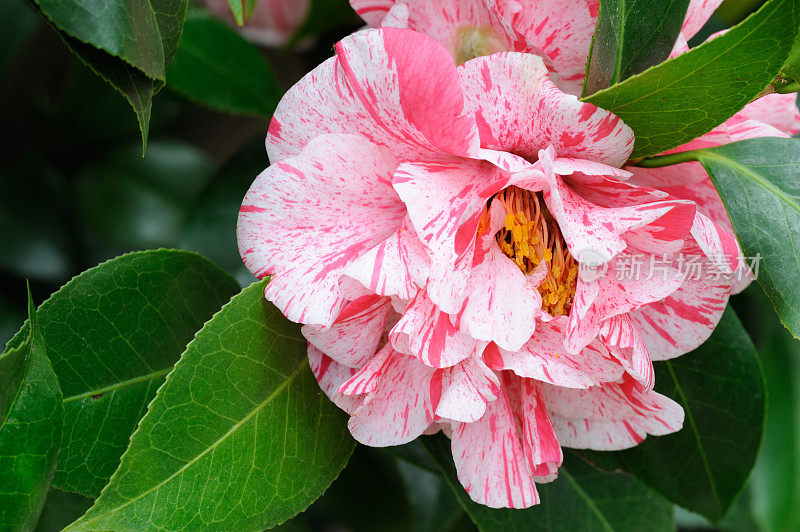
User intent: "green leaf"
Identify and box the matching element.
[746,287,800,532]
[227,0,245,26]
[0,292,63,531]
[167,10,281,117]
[583,0,690,96]
[583,0,800,158]
[690,137,800,339]
[66,279,355,531]
[75,141,214,257]
[394,457,465,532]
[7,250,240,498]
[28,0,189,148]
[782,33,800,82]
[422,436,674,532]
[582,307,764,522]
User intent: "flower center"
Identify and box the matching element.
[494,186,578,317]
[454,26,506,64]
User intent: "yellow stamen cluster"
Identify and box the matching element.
[494,187,578,317]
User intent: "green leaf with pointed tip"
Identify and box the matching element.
[583,0,690,96]
[422,436,674,532]
[582,307,764,522]
[688,137,800,339]
[583,0,800,158]
[0,293,63,532]
[227,0,245,25]
[7,250,240,498]
[28,0,189,149]
[66,279,355,531]
[167,10,281,117]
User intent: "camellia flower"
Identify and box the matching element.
[237,24,756,507]
[200,0,310,46]
[348,0,726,95]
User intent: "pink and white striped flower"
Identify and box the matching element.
[237,26,747,508]
[350,0,727,95]
[201,0,310,46]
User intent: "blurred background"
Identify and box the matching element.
[1,0,796,531]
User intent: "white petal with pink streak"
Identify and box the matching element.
[541,378,684,450]
[459,53,634,167]
[238,134,405,327]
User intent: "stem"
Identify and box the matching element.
[634,149,702,168]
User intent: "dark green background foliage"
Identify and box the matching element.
[0,0,798,531]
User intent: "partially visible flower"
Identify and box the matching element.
[200,0,310,46]
[350,0,725,94]
[237,27,742,508]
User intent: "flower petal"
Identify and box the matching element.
[390,289,485,368]
[682,0,724,41]
[303,295,393,368]
[238,134,405,326]
[459,53,634,167]
[542,378,684,450]
[492,0,596,94]
[267,27,479,162]
[738,93,800,136]
[436,356,500,422]
[450,384,540,508]
[486,317,625,389]
[633,272,731,361]
[308,345,362,415]
[599,314,654,391]
[347,349,440,446]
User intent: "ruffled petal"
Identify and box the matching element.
[542,378,684,450]
[633,272,731,361]
[492,0,596,94]
[459,53,634,167]
[453,202,543,351]
[267,27,479,162]
[599,314,654,391]
[436,356,499,422]
[308,346,362,415]
[393,157,508,313]
[349,0,396,26]
[347,349,440,446]
[450,384,540,508]
[303,295,392,368]
[389,289,485,368]
[341,216,430,300]
[485,317,625,389]
[238,134,405,326]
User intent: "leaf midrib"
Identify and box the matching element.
[702,152,800,215]
[73,357,309,528]
[62,368,173,403]
[561,468,614,532]
[666,361,721,514]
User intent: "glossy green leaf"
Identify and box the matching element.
[689,137,800,338]
[748,288,800,532]
[423,436,674,532]
[583,0,800,158]
[67,279,355,531]
[167,10,281,117]
[583,307,764,522]
[7,250,240,498]
[583,0,690,96]
[227,0,245,26]
[394,458,465,532]
[782,33,800,82]
[28,0,189,147]
[0,294,63,531]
